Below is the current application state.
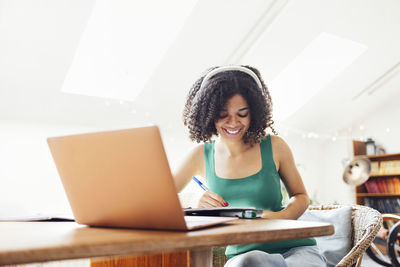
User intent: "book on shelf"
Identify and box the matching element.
[365,180,378,193]
[364,177,400,194]
[394,199,400,213]
[394,177,400,194]
[363,197,371,208]
[384,199,394,213]
[364,197,400,214]
[379,160,400,175]
[395,199,400,213]
[387,178,395,193]
[374,178,386,193]
[370,162,379,175]
[377,198,387,213]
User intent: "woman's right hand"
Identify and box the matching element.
[197,191,229,208]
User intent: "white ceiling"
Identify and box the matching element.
[0,0,399,137]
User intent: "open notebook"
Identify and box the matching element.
[47,125,237,230]
[184,207,263,219]
[0,213,74,222]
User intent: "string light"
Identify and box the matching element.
[100,98,395,143]
[307,132,319,139]
[276,124,395,142]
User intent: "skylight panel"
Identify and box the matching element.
[270,32,368,121]
[61,0,197,101]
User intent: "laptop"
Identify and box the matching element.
[47,125,237,231]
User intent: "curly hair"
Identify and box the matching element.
[183,65,276,145]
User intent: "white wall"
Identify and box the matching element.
[277,131,354,205]
[0,120,99,216]
[287,92,400,206]
[349,94,400,154]
[317,139,356,204]
[279,134,324,204]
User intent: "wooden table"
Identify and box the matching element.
[0,219,334,266]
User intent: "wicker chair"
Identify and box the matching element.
[212,204,382,267]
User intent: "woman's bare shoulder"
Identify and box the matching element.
[270,135,291,156]
[270,135,287,147]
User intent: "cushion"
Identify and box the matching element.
[298,206,352,267]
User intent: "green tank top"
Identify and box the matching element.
[204,135,316,258]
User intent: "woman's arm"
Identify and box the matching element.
[262,136,310,220]
[173,144,227,207]
[172,144,205,192]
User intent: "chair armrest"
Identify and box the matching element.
[336,205,382,267]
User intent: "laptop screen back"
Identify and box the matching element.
[47,126,187,230]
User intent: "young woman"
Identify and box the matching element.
[173,65,326,267]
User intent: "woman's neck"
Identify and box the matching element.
[215,138,252,157]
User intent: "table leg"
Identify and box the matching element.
[90,251,189,267]
[190,248,212,267]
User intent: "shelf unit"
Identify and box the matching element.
[353,140,400,214]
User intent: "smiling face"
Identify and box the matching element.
[214,94,251,143]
